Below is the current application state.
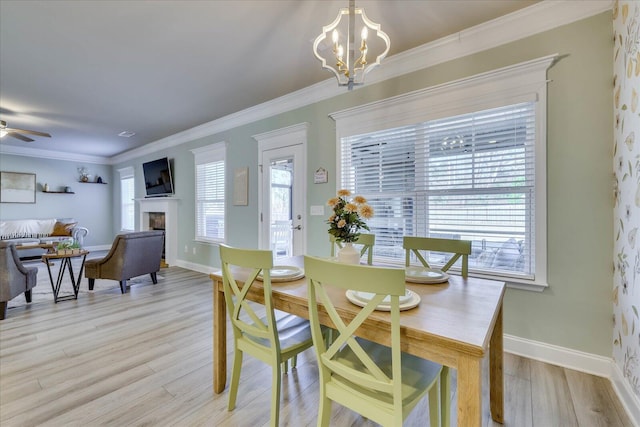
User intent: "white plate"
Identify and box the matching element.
[345,289,421,312]
[405,267,449,284]
[256,266,305,282]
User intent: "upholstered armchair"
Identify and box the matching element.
[85,230,165,294]
[0,241,38,320]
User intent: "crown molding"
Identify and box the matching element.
[0,143,108,164]
[22,0,612,165]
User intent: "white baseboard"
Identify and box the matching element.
[505,334,640,426]
[611,363,640,427]
[174,259,219,276]
[504,334,612,377]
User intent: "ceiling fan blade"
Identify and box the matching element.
[7,132,35,142]
[9,128,51,137]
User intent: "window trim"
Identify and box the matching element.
[330,55,557,291]
[191,142,227,244]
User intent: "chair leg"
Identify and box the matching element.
[428,378,440,427]
[150,272,158,284]
[0,302,7,320]
[24,290,32,303]
[89,278,95,290]
[270,361,282,427]
[317,382,332,427]
[440,367,451,427]
[228,349,243,410]
[119,280,127,294]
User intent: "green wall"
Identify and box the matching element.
[112,12,612,356]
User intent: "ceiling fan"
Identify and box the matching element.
[0,120,51,142]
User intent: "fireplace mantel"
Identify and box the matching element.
[137,197,179,266]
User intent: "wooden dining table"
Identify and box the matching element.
[210,256,506,426]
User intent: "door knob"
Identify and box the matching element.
[292,225,302,230]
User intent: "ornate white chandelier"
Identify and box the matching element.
[313,0,390,90]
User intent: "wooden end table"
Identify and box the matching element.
[41,250,89,303]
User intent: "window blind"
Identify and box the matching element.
[194,145,226,242]
[341,102,535,278]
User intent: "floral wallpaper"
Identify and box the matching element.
[613,0,640,401]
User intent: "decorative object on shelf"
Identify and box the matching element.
[327,189,374,264]
[43,183,49,192]
[0,171,36,204]
[77,166,90,182]
[313,0,390,91]
[65,186,73,193]
[96,176,103,183]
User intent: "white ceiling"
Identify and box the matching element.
[0,0,541,160]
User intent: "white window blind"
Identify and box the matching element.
[118,167,135,231]
[193,144,226,242]
[341,102,535,279]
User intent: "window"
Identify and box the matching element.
[331,56,555,289]
[192,143,226,242]
[118,167,135,231]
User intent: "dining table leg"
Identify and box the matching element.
[457,355,482,426]
[213,280,227,393]
[489,304,504,423]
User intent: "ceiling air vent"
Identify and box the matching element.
[118,131,136,138]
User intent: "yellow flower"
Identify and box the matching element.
[326,189,373,243]
[344,203,357,213]
[359,204,374,219]
[353,195,367,204]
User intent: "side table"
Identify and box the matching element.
[41,250,89,303]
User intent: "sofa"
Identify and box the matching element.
[0,218,89,260]
[85,230,164,294]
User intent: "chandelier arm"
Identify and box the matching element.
[313,0,389,90]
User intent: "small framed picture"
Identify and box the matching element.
[0,171,36,203]
[233,167,248,206]
[314,167,328,184]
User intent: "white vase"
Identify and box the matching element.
[337,242,360,264]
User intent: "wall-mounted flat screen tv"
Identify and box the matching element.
[142,157,174,197]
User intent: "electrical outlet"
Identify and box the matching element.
[192,247,196,255]
[184,245,188,253]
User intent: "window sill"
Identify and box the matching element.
[471,271,548,292]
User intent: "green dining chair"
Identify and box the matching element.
[219,244,315,427]
[304,256,449,427]
[329,233,375,265]
[403,236,472,277]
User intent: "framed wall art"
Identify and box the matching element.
[0,171,36,203]
[233,167,248,206]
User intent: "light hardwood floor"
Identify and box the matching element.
[0,265,633,426]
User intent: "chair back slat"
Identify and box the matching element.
[219,244,277,347]
[403,236,472,277]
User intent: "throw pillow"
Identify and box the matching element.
[51,221,77,236]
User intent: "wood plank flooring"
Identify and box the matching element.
[0,265,633,426]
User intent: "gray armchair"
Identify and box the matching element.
[0,241,37,320]
[85,230,165,294]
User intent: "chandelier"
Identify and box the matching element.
[313,0,390,90]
